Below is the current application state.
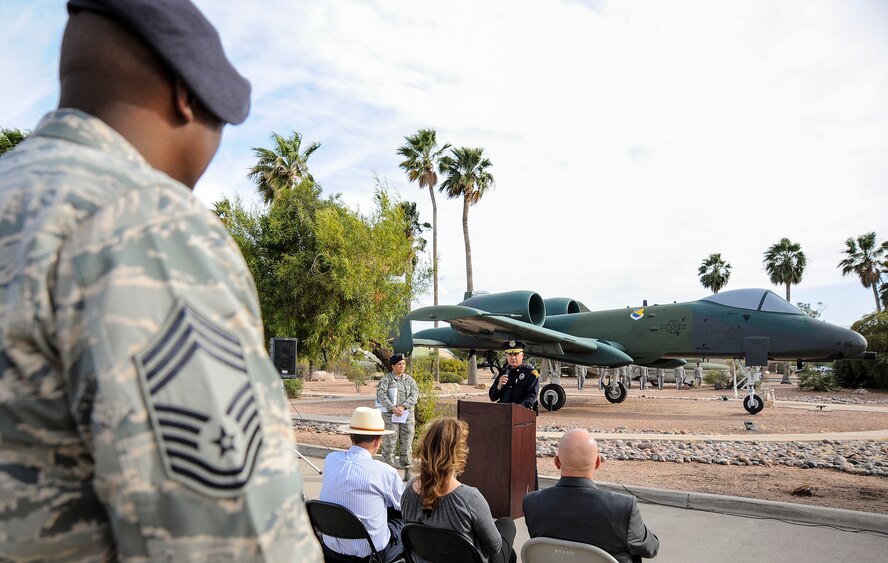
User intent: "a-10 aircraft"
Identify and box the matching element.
[394,288,874,414]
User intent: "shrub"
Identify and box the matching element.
[409,358,441,442]
[345,362,371,392]
[834,312,888,390]
[797,369,838,392]
[703,369,731,390]
[296,361,311,379]
[439,371,464,384]
[282,378,303,398]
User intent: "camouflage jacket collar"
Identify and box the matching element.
[34,109,148,166]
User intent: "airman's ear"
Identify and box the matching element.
[594,455,601,469]
[554,455,562,469]
[173,77,196,123]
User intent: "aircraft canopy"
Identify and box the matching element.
[701,288,802,314]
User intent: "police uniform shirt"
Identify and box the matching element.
[489,363,540,408]
[0,110,321,561]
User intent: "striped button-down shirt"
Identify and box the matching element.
[319,446,404,557]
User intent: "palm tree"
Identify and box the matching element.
[439,147,494,384]
[838,232,885,313]
[397,129,450,317]
[248,131,320,204]
[0,127,30,158]
[698,253,732,294]
[763,237,807,384]
[763,238,807,302]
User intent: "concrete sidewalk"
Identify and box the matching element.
[297,446,888,562]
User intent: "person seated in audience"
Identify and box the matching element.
[400,417,517,563]
[319,407,405,562]
[523,429,659,563]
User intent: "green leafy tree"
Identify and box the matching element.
[834,312,888,390]
[439,147,494,385]
[697,253,732,294]
[763,237,807,384]
[215,180,424,366]
[0,127,30,158]
[248,131,320,204]
[838,232,886,313]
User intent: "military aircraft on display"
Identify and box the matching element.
[394,288,874,414]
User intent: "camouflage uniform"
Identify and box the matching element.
[0,110,322,562]
[375,371,419,471]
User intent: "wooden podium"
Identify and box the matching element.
[457,401,536,518]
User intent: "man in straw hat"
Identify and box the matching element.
[319,407,406,562]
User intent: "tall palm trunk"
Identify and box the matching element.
[462,194,477,385]
[429,184,440,382]
[782,283,792,384]
[430,184,439,313]
[873,282,882,313]
[462,195,473,296]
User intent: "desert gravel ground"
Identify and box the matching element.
[290,377,888,514]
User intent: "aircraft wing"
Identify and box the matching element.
[405,305,600,352]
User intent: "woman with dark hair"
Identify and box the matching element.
[400,417,517,563]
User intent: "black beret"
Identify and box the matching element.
[68,0,251,125]
[389,354,405,366]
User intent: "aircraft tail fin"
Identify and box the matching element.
[393,319,414,355]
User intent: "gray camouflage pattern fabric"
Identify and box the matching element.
[375,371,418,470]
[0,109,322,562]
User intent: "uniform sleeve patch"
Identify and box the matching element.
[532,370,540,378]
[134,300,263,497]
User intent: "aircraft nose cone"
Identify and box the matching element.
[853,331,868,353]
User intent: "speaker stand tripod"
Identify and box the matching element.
[294,448,323,475]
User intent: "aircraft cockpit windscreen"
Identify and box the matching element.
[701,289,802,314]
[759,291,802,314]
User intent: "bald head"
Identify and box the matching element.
[555,429,601,478]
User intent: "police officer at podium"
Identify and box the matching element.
[489,341,539,410]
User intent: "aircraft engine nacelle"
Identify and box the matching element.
[460,291,546,326]
[542,297,582,316]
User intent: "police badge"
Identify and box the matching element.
[135,301,263,497]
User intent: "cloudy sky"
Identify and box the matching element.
[2,0,886,328]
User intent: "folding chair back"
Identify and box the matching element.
[521,536,619,563]
[305,500,382,563]
[400,523,484,563]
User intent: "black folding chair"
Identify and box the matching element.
[305,500,383,563]
[400,523,484,563]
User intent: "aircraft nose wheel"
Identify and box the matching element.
[539,384,567,411]
[743,393,764,415]
[604,381,627,404]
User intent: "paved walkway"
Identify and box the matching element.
[297,448,888,562]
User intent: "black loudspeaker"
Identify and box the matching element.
[270,337,298,378]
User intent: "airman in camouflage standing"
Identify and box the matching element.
[376,354,419,480]
[0,1,322,561]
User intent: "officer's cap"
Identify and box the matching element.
[503,341,526,354]
[67,0,251,125]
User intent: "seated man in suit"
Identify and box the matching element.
[319,407,405,562]
[523,429,659,563]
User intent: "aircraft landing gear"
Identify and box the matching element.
[483,350,502,374]
[743,393,764,414]
[604,381,627,404]
[540,383,567,411]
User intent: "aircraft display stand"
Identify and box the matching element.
[456,400,536,518]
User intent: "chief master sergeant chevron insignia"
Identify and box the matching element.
[134,300,264,497]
